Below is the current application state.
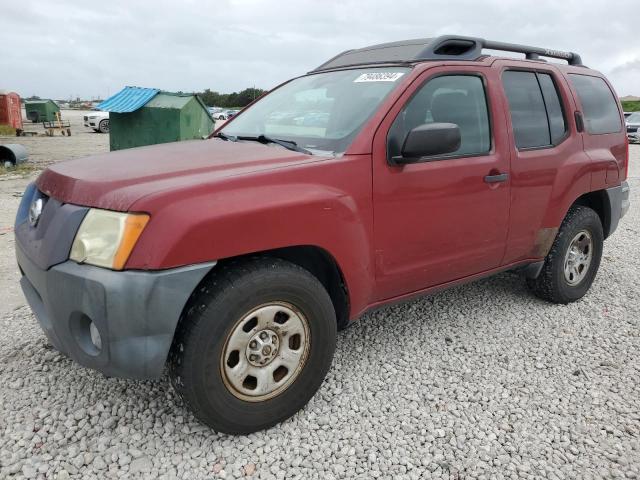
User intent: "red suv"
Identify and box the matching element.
[15,36,630,434]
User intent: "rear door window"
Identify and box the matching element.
[569,74,622,135]
[538,73,567,144]
[502,71,551,149]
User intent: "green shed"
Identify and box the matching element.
[25,99,60,123]
[97,87,214,151]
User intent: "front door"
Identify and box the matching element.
[372,66,511,300]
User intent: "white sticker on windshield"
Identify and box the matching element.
[353,72,405,83]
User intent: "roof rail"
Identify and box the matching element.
[311,35,582,72]
[480,38,582,65]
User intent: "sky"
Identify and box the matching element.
[1,0,638,100]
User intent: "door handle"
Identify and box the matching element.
[484,173,509,183]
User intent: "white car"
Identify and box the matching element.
[205,107,227,120]
[84,111,109,133]
[626,112,640,144]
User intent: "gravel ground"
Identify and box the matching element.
[0,143,639,479]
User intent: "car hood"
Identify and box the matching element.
[36,139,320,211]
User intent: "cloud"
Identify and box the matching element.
[1,0,638,98]
[612,59,640,74]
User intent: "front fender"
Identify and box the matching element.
[126,155,374,317]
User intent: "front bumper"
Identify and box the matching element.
[17,243,214,379]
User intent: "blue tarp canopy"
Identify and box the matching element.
[97,87,160,113]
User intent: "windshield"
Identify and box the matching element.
[628,112,640,123]
[220,67,410,155]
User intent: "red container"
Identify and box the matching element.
[0,91,23,130]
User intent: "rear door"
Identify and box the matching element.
[499,61,588,263]
[497,63,591,265]
[371,66,511,300]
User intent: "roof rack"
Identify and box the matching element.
[311,35,583,72]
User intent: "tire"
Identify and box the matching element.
[168,257,337,434]
[98,119,109,133]
[526,205,603,304]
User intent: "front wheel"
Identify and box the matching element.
[98,119,110,133]
[527,205,603,304]
[168,257,337,434]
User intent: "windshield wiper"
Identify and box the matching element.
[214,132,237,142]
[237,135,313,155]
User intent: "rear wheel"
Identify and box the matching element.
[526,205,603,304]
[168,257,337,434]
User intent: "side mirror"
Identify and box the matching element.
[394,123,461,164]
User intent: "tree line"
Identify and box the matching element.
[622,100,640,113]
[198,87,267,108]
[22,89,269,109]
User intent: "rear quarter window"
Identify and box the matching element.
[569,74,622,135]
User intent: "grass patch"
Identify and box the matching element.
[0,125,17,136]
[0,162,40,177]
[622,100,640,113]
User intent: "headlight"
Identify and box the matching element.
[69,209,149,270]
